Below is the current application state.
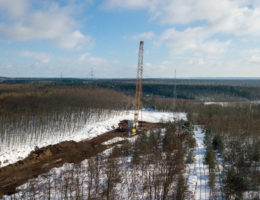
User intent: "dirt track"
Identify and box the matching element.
[0,121,163,198]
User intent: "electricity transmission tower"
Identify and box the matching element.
[90,67,94,80]
[134,41,144,129]
[173,69,177,120]
[173,69,177,110]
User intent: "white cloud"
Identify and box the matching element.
[0,0,29,19]
[53,30,91,49]
[104,0,260,36]
[159,27,230,55]
[0,0,91,49]
[200,40,231,54]
[240,48,260,64]
[142,56,260,78]
[20,51,51,63]
[241,48,260,55]
[125,31,155,41]
[68,55,135,78]
[248,56,260,64]
[6,63,13,68]
[105,0,258,58]
[87,56,108,66]
[102,0,148,9]
[78,52,91,62]
[198,58,205,65]
[104,0,260,39]
[144,60,176,78]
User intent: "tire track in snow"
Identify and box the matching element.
[203,165,207,199]
[193,126,210,200]
[199,148,203,200]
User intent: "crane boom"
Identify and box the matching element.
[134,41,144,129]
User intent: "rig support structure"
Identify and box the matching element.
[134,41,144,129]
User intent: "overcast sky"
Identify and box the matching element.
[0,0,260,78]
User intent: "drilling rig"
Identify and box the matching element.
[133,41,144,131]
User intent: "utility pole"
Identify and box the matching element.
[133,41,144,130]
[173,69,177,120]
[90,67,94,80]
[173,69,177,110]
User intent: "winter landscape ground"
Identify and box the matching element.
[0,81,259,199]
[0,81,260,199]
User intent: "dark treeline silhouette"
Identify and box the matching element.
[3,79,260,100]
[3,77,260,87]
[95,80,260,100]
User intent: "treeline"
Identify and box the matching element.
[95,81,260,100]
[2,80,260,100]
[0,87,132,114]
[4,121,196,200]
[4,78,260,87]
[196,104,260,199]
[0,86,132,131]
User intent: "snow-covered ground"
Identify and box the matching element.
[204,101,260,106]
[2,111,185,199]
[102,137,125,145]
[204,102,229,106]
[2,126,183,200]
[0,110,186,167]
[186,126,211,200]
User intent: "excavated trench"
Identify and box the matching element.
[0,121,163,198]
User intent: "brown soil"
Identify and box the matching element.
[0,120,163,198]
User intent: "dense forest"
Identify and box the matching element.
[0,84,132,167]
[2,78,260,100]
[141,96,260,199]
[95,80,260,100]
[196,104,260,199]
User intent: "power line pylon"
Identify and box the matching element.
[173,69,177,120]
[90,67,94,80]
[134,41,144,129]
[173,69,177,110]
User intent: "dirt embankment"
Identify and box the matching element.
[0,121,163,198]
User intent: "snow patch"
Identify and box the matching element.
[102,137,124,145]
[186,126,211,200]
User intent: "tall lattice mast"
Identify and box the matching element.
[134,41,144,129]
[173,69,177,120]
[173,69,177,110]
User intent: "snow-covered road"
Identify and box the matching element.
[187,126,210,200]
